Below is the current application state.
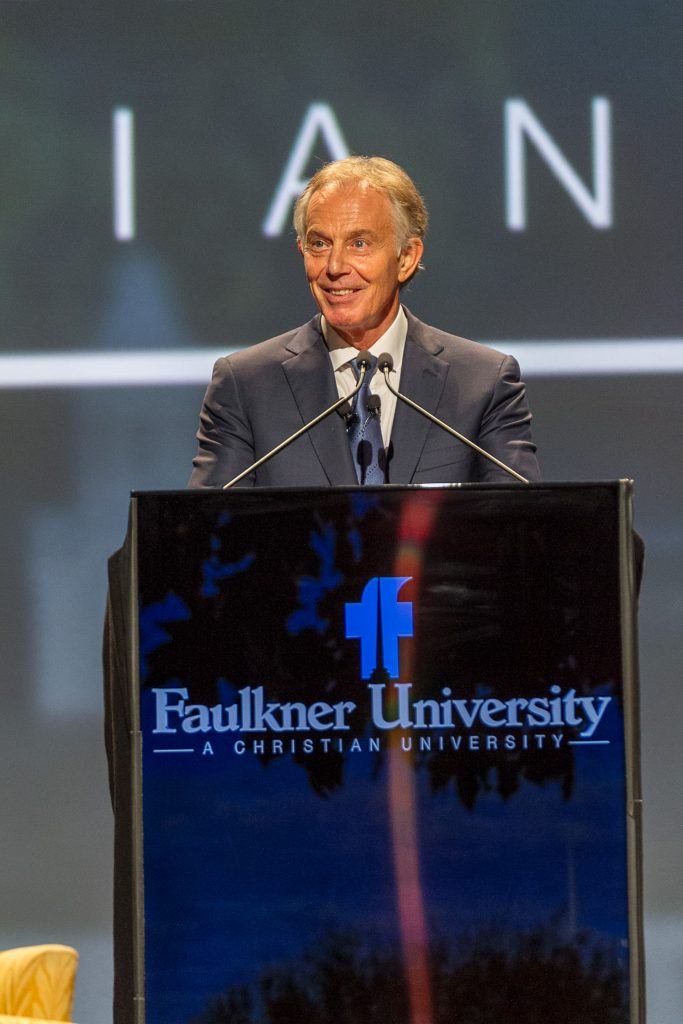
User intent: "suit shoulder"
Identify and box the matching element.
[212,317,320,377]
[406,310,516,371]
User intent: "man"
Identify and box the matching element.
[189,156,540,488]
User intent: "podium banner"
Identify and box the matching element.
[127,483,641,1023]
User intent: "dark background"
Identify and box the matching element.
[0,3,681,1021]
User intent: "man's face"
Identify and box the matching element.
[298,183,423,349]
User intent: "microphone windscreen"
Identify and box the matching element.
[337,401,358,428]
[367,394,381,412]
[378,352,394,373]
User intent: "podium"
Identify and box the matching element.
[105,483,644,1024]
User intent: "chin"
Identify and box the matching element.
[328,317,366,336]
[327,310,359,324]
[325,303,368,324]
[323,308,352,323]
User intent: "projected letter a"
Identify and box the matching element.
[262,103,350,237]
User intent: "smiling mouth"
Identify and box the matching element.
[323,288,359,296]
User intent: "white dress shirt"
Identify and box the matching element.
[321,306,407,446]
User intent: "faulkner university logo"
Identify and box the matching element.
[344,577,413,679]
[151,574,613,754]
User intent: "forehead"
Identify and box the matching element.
[305,182,395,235]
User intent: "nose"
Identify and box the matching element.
[325,241,350,278]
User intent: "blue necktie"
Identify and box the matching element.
[347,355,385,484]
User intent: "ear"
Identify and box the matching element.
[297,238,304,257]
[397,237,424,283]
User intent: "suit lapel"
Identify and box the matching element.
[282,318,357,485]
[388,311,449,484]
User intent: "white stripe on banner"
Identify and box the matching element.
[0,350,227,388]
[1,339,683,388]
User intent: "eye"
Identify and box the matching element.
[351,238,368,250]
[305,237,329,252]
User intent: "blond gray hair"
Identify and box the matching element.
[293,156,428,252]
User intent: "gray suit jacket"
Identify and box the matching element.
[188,307,540,487]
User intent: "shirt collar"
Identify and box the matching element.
[322,306,408,372]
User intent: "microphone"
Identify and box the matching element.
[222,354,372,488]
[377,352,529,484]
[339,394,379,431]
[337,400,357,427]
[338,362,379,428]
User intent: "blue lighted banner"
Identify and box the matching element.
[137,485,633,1023]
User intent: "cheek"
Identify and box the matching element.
[375,264,398,294]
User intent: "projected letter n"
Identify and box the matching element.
[505,97,613,231]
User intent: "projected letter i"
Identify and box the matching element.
[113,107,136,241]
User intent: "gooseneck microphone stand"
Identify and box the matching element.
[223,355,372,489]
